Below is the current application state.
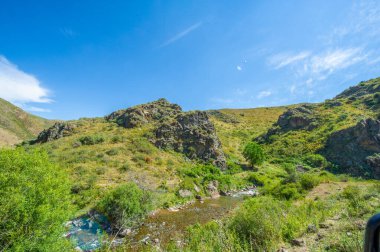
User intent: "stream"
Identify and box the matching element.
[66,189,256,251]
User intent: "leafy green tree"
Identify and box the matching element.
[243,142,265,167]
[97,183,152,229]
[0,148,72,251]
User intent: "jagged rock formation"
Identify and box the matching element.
[276,105,318,131]
[154,111,227,169]
[323,118,380,178]
[257,104,318,142]
[105,98,182,128]
[335,78,380,100]
[31,122,75,144]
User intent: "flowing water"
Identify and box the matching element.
[67,190,255,251]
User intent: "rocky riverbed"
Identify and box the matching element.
[66,188,257,251]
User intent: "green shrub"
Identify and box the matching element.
[79,135,105,145]
[299,173,320,191]
[0,148,72,251]
[302,154,328,168]
[97,183,153,228]
[243,142,265,167]
[120,162,131,172]
[106,148,119,156]
[248,173,267,186]
[230,196,283,251]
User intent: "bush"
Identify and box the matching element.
[302,154,328,168]
[299,173,320,191]
[119,162,131,172]
[97,183,153,228]
[106,148,119,156]
[230,196,283,251]
[0,148,72,251]
[79,135,105,145]
[243,142,265,167]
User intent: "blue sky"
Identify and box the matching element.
[1,0,380,120]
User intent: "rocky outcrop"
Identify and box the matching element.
[276,105,317,131]
[257,104,318,143]
[335,78,380,100]
[105,98,182,128]
[154,111,227,169]
[31,122,75,144]
[323,118,380,178]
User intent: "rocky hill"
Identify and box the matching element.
[258,77,380,178]
[0,98,52,146]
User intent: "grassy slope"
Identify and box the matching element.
[0,98,52,146]
[209,107,288,161]
[28,117,190,210]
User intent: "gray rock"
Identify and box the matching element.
[154,111,227,169]
[291,238,305,247]
[323,118,380,178]
[178,189,193,198]
[106,98,182,128]
[206,180,220,198]
[307,224,317,233]
[32,122,75,144]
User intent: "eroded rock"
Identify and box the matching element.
[31,122,75,144]
[154,111,227,169]
[323,118,380,178]
[106,98,182,128]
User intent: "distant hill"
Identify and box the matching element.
[0,98,52,146]
[257,77,380,178]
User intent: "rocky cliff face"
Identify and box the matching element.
[323,118,380,178]
[31,122,75,144]
[105,98,182,128]
[154,111,227,169]
[276,105,318,131]
[257,104,318,142]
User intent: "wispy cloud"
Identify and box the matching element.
[309,48,367,75]
[23,106,51,113]
[60,27,78,38]
[159,21,203,48]
[268,51,311,69]
[257,90,272,99]
[0,56,52,104]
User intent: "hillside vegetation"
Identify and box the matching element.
[3,77,380,251]
[0,98,52,146]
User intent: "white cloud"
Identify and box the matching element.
[236,65,242,71]
[24,106,51,113]
[290,85,296,94]
[268,51,311,69]
[0,56,52,104]
[310,48,366,75]
[257,90,272,99]
[159,21,203,48]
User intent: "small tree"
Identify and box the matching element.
[0,148,72,251]
[243,142,265,167]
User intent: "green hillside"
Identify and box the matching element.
[10,77,380,251]
[0,98,52,146]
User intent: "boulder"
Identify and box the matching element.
[154,111,227,169]
[277,105,317,131]
[323,118,380,178]
[206,180,220,198]
[178,189,193,198]
[31,122,75,144]
[106,98,182,128]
